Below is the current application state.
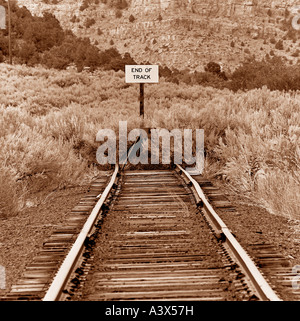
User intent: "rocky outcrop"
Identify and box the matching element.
[16,0,300,18]
[15,0,300,71]
[130,0,299,16]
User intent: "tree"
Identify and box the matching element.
[109,0,128,9]
[129,14,135,23]
[85,17,96,28]
[267,9,272,17]
[80,0,89,11]
[17,41,36,64]
[115,9,122,18]
[275,39,284,50]
[205,62,221,74]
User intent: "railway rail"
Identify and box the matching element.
[1,163,299,301]
[0,39,299,306]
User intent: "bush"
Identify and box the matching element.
[80,0,89,11]
[229,57,300,91]
[275,39,284,50]
[85,18,96,28]
[115,9,122,18]
[0,169,20,218]
[129,14,135,23]
[110,0,128,9]
[205,61,221,74]
[16,41,37,64]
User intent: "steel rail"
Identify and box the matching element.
[43,164,119,301]
[176,164,282,301]
[43,138,139,301]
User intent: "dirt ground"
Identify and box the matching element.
[211,178,300,269]
[0,184,88,297]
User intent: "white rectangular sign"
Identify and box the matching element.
[125,65,159,83]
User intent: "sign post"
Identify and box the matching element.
[0,2,12,64]
[125,65,159,120]
[139,83,144,118]
[8,0,12,64]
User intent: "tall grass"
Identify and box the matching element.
[0,63,299,220]
[148,85,300,219]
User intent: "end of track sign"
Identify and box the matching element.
[125,65,159,84]
[125,65,159,120]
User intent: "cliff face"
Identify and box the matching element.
[16,0,299,21]
[15,0,300,71]
[130,0,298,15]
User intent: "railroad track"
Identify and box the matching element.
[69,169,248,301]
[1,164,299,301]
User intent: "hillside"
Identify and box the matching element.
[15,0,300,72]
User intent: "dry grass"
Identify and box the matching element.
[0,63,299,220]
[147,85,300,219]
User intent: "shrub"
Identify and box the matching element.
[110,0,128,9]
[70,15,77,23]
[0,169,21,218]
[115,9,122,18]
[85,18,96,28]
[80,0,89,11]
[129,14,135,23]
[229,57,300,91]
[275,39,284,50]
[205,61,221,74]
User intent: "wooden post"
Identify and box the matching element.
[139,83,144,118]
[7,0,12,64]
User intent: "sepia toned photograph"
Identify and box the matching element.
[0,0,300,309]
